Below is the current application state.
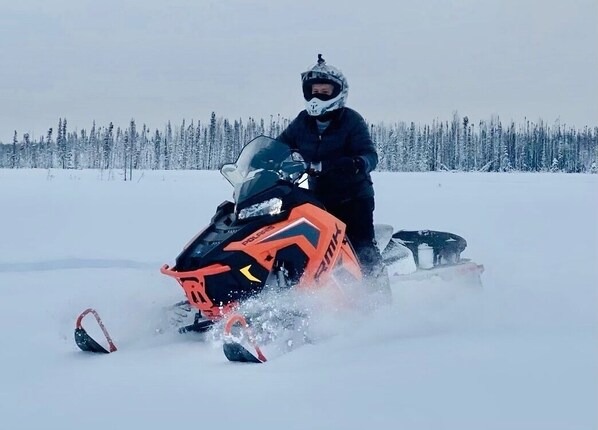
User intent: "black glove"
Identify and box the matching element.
[353,156,366,172]
[321,156,366,174]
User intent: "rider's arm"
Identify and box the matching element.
[347,112,378,173]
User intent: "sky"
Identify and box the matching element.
[1,0,596,143]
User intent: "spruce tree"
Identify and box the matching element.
[11,130,17,168]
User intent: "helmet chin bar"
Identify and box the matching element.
[305,94,344,116]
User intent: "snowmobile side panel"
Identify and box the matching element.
[224,203,360,287]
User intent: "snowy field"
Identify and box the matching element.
[0,168,596,430]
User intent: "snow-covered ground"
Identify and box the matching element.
[1,169,596,430]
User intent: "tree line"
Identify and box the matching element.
[1,112,596,174]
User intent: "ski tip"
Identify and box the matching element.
[223,341,265,363]
[74,308,117,354]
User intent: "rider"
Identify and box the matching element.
[277,54,385,282]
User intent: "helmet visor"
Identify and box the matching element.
[302,78,341,101]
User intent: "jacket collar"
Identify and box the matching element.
[303,108,346,132]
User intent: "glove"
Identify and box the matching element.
[353,156,367,172]
[321,156,367,174]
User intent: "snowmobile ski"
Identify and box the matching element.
[223,341,264,363]
[74,308,117,354]
[222,314,267,363]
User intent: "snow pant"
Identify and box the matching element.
[324,196,382,275]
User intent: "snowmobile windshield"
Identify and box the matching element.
[220,136,305,205]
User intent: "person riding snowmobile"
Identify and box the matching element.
[277,54,385,281]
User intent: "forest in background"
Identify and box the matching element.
[1,112,596,175]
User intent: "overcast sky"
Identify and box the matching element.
[1,0,596,142]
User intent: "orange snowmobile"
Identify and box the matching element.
[74,136,483,362]
[158,136,482,362]
[160,136,369,360]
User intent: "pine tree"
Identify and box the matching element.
[152,129,162,169]
[102,122,114,170]
[11,130,17,168]
[500,138,511,172]
[208,112,216,169]
[44,127,53,168]
[89,121,98,168]
[164,121,172,170]
[62,118,69,168]
[194,121,202,170]
[550,157,559,172]
[125,119,137,180]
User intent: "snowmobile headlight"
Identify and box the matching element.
[237,198,282,220]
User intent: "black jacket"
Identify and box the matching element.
[277,108,378,206]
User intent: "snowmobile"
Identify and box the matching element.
[74,136,484,362]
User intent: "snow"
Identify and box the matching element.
[0,169,596,429]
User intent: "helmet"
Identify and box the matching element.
[301,54,349,117]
